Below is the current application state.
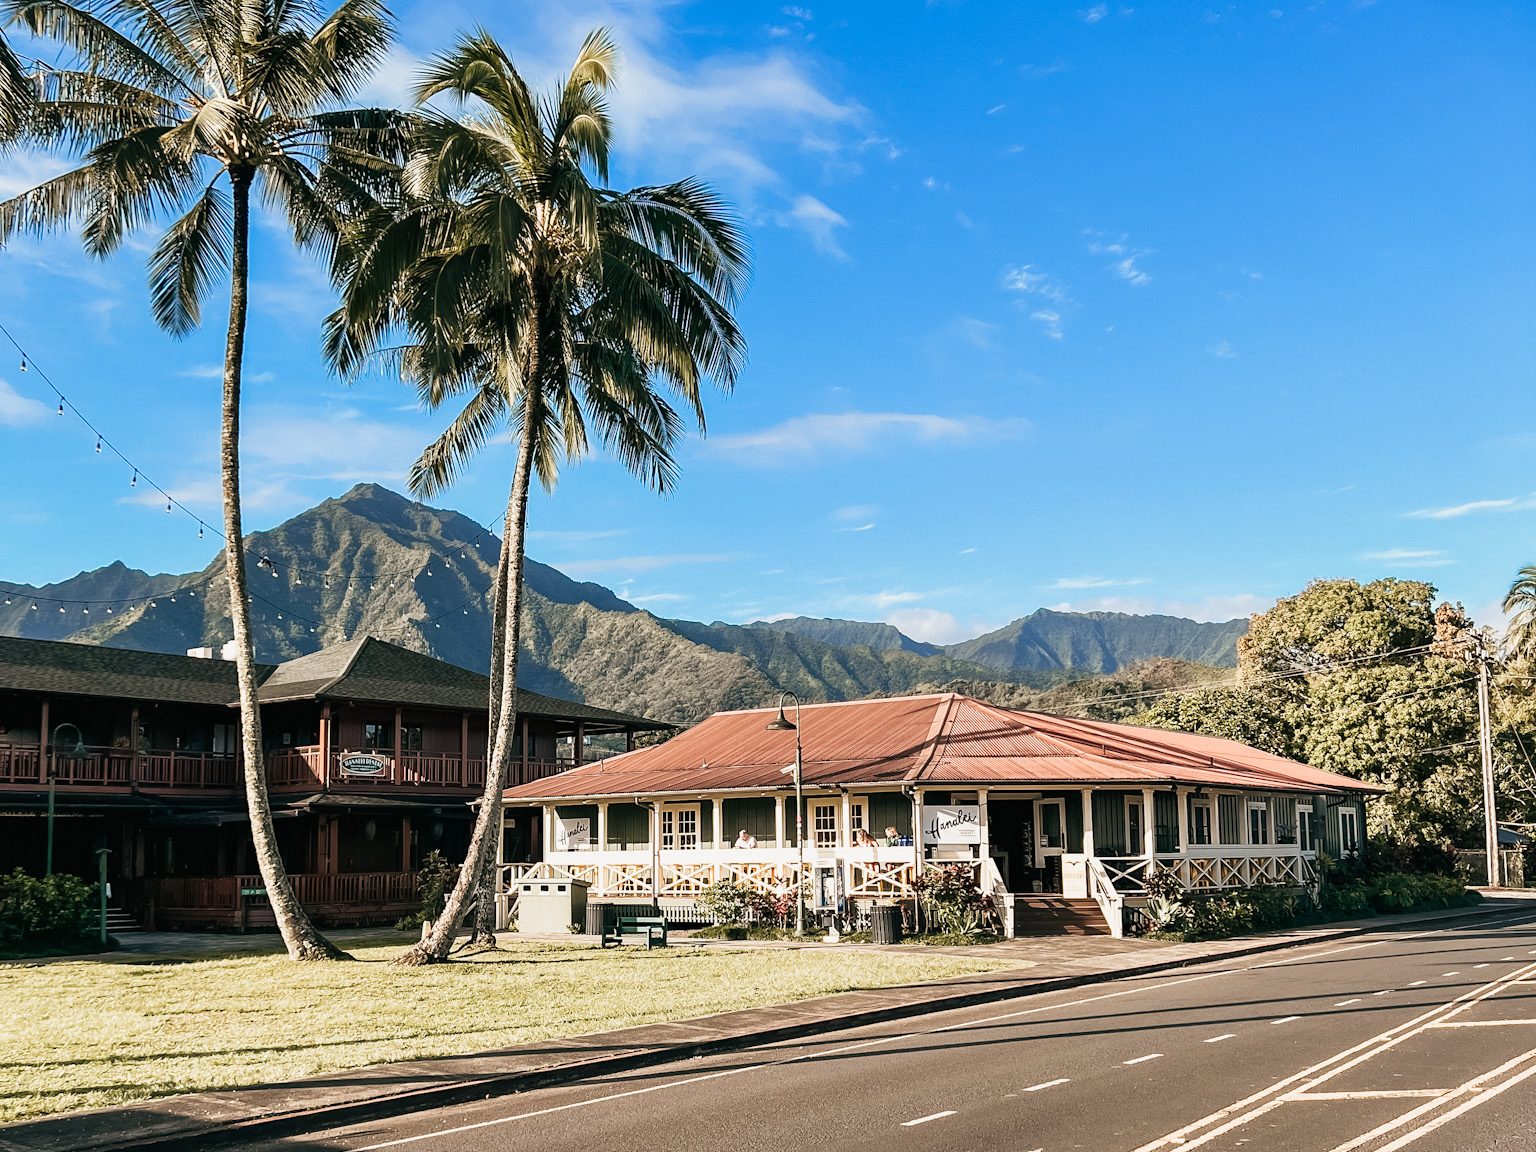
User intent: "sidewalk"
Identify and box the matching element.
[2,898,1531,1152]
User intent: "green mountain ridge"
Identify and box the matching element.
[0,484,1248,722]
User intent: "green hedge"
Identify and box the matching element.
[0,869,100,954]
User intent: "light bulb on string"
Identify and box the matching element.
[105,607,112,615]
[57,605,64,613]
[81,607,88,616]
[30,602,37,611]
[18,357,25,372]
[197,526,203,540]
[56,401,63,416]
[130,471,137,488]
[165,501,172,515]
[94,436,101,453]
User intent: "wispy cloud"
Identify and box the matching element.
[1031,310,1064,341]
[178,364,275,384]
[0,148,71,200]
[1002,264,1071,304]
[1407,496,1536,519]
[841,589,925,610]
[626,591,688,606]
[0,378,51,427]
[774,194,849,258]
[1086,232,1154,286]
[527,528,628,543]
[887,608,974,645]
[1051,576,1151,589]
[839,522,876,533]
[557,553,734,578]
[707,411,1028,464]
[1080,4,1108,21]
[1210,339,1236,359]
[1361,548,1453,568]
[1050,592,1268,623]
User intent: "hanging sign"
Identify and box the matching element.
[339,753,389,776]
[555,814,592,851]
[922,804,981,845]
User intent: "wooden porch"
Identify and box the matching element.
[135,871,421,929]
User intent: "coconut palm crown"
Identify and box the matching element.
[325,28,748,963]
[1503,565,1536,667]
[0,0,406,961]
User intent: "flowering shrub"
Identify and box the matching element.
[912,863,992,936]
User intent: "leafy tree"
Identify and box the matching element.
[327,30,747,964]
[0,0,402,961]
[1502,564,1536,668]
[1139,579,1490,846]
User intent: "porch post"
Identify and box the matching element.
[400,815,412,872]
[542,803,556,857]
[597,802,609,853]
[626,730,635,753]
[129,703,141,783]
[1141,787,1157,859]
[712,798,724,849]
[1175,787,1190,854]
[460,712,470,786]
[318,703,331,787]
[774,794,786,848]
[1080,788,1095,858]
[574,722,585,768]
[840,791,853,846]
[38,698,48,783]
[393,705,403,779]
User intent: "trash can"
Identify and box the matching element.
[584,900,608,937]
[514,877,589,934]
[870,903,902,945]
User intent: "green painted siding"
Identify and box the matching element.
[1218,794,1243,845]
[1154,791,1179,853]
[1093,793,1127,855]
[1065,792,1084,854]
[722,797,777,846]
[605,802,649,850]
[868,793,912,839]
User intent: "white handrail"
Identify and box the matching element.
[1086,856,1125,939]
[979,855,1015,939]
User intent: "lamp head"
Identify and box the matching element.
[765,707,797,732]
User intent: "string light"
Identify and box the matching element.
[56,400,63,416]
[95,436,101,453]
[130,470,137,488]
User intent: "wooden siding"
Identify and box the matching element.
[1094,792,1128,855]
[722,797,777,846]
[1154,790,1179,853]
[605,802,650,850]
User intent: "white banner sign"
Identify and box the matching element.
[922,804,981,845]
[555,815,592,851]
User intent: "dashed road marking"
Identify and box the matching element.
[1204,1034,1237,1044]
[1272,1016,1301,1025]
[1024,1078,1070,1092]
[1409,980,1428,987]
[1373,990,1393,996]
[1443,971,1461,976]
[1335,999,1362,1007]
[1289,1089,1448,1101]
[901,1111,956,1127]
[1124,1053,1164,1065]
[1474,963,1490,969]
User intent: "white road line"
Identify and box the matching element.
[1409,979,1427,986]
[1473,963,1490,969]
[1442,971,1460,976]
[1128,954,1536,1152]
[1124,1053,1163,1065]
[900,1111,956,1127]
[1024,1078,1070,1092]
[1426,1019,1536,1028]
[1203,1034,1236,1043]
[1271,1015,1301,1024]
[1290,1090,1448,1101]
[1373,990,1393,996]
[1501,956,1516,961]
[1335,999,1362,1007]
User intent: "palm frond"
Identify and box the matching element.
[146,175,230,334]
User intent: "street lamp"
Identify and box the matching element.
[765,691,805,938]
[46,723,86,877]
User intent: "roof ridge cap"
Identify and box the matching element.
[907,693,960,782]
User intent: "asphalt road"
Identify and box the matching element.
[249,912,1536,1152]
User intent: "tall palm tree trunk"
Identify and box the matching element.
[402,392,538,965]
[467,522,514,944]
[223,168,345,962]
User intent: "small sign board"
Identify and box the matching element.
[339,753,390,777]
[922,804,981,846]
[555,815,592,851]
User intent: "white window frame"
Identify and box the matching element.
[1191,800,1213,846]
[1297,805,1314,851]
[1126,798,1144,855]
[661,805,700,851]
[812,801,839,849]
[850,800,866,834]
[1338,807,1360,857]
[1247,801,1271,847]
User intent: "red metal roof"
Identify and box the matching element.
[505,693,1383,801]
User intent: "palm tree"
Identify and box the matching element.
[326,29,747,964]
[1504,566,1536,666]
[0,0,402,961]
[1,32,32,138]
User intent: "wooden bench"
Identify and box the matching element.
[602,915,668,949]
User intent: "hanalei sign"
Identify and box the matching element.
[338,753,389,777]
[555,815,592,851]
[922,804,981,845]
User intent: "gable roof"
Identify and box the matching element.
[0,633,268,707]
[505,692,1381,800]
[0,634,667,730]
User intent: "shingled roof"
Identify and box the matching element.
[505,692,1382,800]
[255,635,667,730]
[0,634,269,707]
[0,634,668,730]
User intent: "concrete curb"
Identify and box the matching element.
[5,901,1532,1152]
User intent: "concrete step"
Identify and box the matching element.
[103,909,143,932]
[1012,896,1110,936]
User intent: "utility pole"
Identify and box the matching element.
[1476,641,1499,888]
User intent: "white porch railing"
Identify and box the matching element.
[980,855,1015,939]
[1095,850,1319,895]
[1087,856,1126,938]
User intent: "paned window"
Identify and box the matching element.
[1248,802,1270,846]
[1297,806,1315,849]
[662,807,700,851]
[363,723,388,749]
[1338,808,1360,857]
[1191,801,1213,846]
[813,802,838,848]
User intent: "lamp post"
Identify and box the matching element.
[46,723,86,877]
[765,691,805,937]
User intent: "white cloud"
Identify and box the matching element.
[626,591,687,606]
[0,148,72,200]
[178,364,274,384]
[886,608,980,645]
[707,411,1028,464]
[842,589,925,610]
[0,378,51,427]
[1050,592,1269,622]
[774,194,849,258]
[1031,309,1064,341]
[986,103,1007,116]
[1002,264,1071,304]
[1407,496,1536,519]
[832,503,878,522]
[1080,4,1109,22]
[1051,576,1151,589]
[527,528,628,543]
[1087,233,1154,286]
[1360,548,1453,569]
[840,522,876,533]
[355,44,424,109]
[556,553,733,578]
[959,547,978,555]
[1210,339,1236,359]
[241,405,430,486]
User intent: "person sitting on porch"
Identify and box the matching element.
[854,827,878,848]
[734,829,757,849]
[882,825,902,846]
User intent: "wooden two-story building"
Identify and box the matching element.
[0,634,667,928]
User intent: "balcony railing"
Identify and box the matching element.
[264,746,573,792]
[0,742,238,789]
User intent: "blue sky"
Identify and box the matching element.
[1,1,1532,644]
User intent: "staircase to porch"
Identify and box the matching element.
[104,907,143,934]
[1012,896,1110,937]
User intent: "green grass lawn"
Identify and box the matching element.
[0,936,1026,1123]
